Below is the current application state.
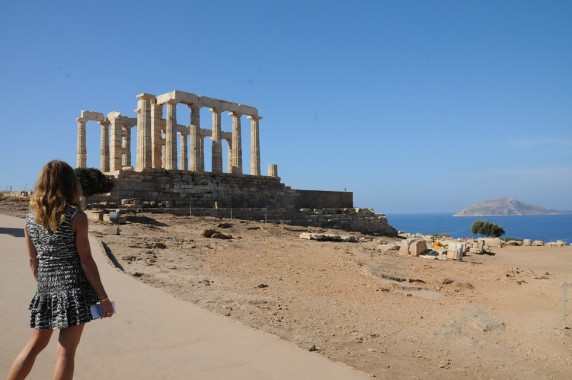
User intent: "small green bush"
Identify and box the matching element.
[74,168,114,198]
[471,220,505,238]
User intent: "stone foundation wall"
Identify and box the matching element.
[90,171,397,236]
[293,190,353,209]
[91,170,351,211]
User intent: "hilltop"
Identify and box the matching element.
[1,196,572,378]
[454,196,570,216]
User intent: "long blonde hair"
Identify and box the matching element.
[30,160,83,231]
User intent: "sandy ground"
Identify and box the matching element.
[2,194,571,379]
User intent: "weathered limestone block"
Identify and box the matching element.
[479,238,503,248]
[522,239,532,246]
[532,240,544,246]
[399,238,427,256]
[410,239,428,256]
[446,242,465,260]
[477,239,485,253]
[467,239,486,254]
[505,240,521,246]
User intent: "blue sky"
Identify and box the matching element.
[1,0,570,213]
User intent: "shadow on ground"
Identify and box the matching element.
[0,227,24,238]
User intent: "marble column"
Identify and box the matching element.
[99,121,110,172]
[165,100,178,170]
[210,108,222,174]
[189,104,201,172]
[225,138,233,174]
[179,131,189,170]
[135,107,142,170]
[123,126,132,167]
[229,112,242,174]
[199,135,205,172]
[248,115,262,176]
[268,163,278,178]
[151,101,163,169]
[136,93,154,171]
[76,117,87,168]
[110,119,122,171]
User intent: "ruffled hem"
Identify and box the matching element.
[29,287,99,330]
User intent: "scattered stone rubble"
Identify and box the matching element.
[392,231,570,263]
[299,227,571,264]
[545,240,568,247]
[396,235,488,261]
[299,232,358,242]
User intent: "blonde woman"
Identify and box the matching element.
[7,160,113,380]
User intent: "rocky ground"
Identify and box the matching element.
[2,193,571,379]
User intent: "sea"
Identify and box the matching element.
[386,213,572,244]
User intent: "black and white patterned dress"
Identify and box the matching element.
[26,205,99,330]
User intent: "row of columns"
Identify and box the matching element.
[77,96,262,176]
[77,116,134,172]
[136,94,262,175]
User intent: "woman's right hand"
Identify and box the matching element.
[100,299,114,318]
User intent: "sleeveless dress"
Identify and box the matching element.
[26,205,99,330]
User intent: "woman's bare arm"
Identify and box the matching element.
[73,210,114,316]
[24,225,38,281]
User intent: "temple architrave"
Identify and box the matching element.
[76,90,264,177]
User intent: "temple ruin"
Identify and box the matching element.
[76,90,396,236]
[77,90,265,176]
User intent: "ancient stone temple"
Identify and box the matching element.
[76,90,263,176]
[76,90,397,236]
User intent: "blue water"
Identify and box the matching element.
[386,213,572,244]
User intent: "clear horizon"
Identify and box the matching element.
[1,0,571,214]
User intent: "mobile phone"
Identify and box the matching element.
[90,301,116,319]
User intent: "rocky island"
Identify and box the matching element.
[455,196,571,216]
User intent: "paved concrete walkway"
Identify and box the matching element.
[0,214,369,379]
